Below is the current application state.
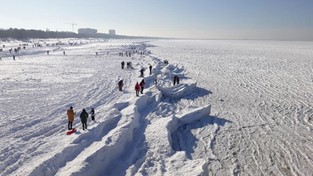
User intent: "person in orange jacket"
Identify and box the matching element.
[67,106,75,130]
[135,82,140,96]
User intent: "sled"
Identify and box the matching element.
[66,128,77,135]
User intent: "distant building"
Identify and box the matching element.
[78,28,97,35]
[109,29,116,35]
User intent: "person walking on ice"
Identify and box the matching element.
[118,80,124,91]
[121,61,125,69]
[80,108,89,130]
[140,79,145,94]
[173,75,180,85]
[135,82,140,96]
[90,107,95,121]
[140,68,145,77]
[67,106,75,130]
[149,64,152,75]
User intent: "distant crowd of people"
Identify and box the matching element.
[0,41,90,61]
[118,59,180,97]
[60,46,179,132]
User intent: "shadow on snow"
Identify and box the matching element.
[171,115,232,159]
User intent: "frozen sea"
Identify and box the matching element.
[149,40,313,176]
[0,39,312,176]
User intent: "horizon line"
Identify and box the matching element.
[1,27,312,42]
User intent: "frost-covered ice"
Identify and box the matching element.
[0,39,312,176]
[149,40,313,176]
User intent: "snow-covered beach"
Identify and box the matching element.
[0,39,312,176]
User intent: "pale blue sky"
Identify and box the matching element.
[1,0,312,40]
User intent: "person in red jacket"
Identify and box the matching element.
[135,82,140,96]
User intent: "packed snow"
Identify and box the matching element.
[0,39,312,176]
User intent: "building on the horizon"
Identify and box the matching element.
[78,28,97,35]
[109,29,116,35]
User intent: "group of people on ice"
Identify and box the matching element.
[118,78,146,96]
[119,61,153,96]
[67,58,180,131]
[67,106,95,131]
[135,79,145,96]
[121,61,135,69]
[118,60,180,97]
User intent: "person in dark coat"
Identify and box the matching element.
[140,68,145,77]
[173,75,180,85]
[135,82,140,96]
[80,108,89,130]
[121,61,125,69]
[149,64,152,75]
[90,108,95,121]
[118,80,124,91]
[140,79,145,94]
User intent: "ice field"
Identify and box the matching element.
[0,39,312,176]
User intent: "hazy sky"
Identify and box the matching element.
[1,0,313,40]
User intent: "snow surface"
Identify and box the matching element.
[0,39,312,176]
